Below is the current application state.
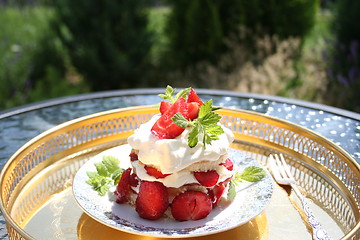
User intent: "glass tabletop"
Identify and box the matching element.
[0,88,359,239]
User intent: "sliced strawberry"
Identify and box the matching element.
[221,158,234,171]
[151,97,188,139]
[114,168,132,203]
[144,165,171,179]
[187,89,203,105]
[171,191,212,221]
[194,170,219,187]
[160,101,172,115]
[135,181,169,220]
[209,178,231,207]
[129,151,138,161]
[129,173,139,187]
[187,102,200,120]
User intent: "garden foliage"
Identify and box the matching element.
[53,0,153,90]
[0,5,89,110]
[1,0,359,113]
[165,0,318,68]
[325,0,360,112]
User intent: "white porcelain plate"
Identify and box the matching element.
[73,145,273,238]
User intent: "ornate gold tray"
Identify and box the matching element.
[0,106,359,240]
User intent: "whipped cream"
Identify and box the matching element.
[127,114,234,174]
[131,159,234,188]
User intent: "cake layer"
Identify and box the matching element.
[131,154,233,188]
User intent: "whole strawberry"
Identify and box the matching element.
[171,191,212,221]
[135,181,169,220]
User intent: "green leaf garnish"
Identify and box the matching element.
[238,166,266,182]
[158,85,191,103]
[171,112,189,128]
[227,181,237,201]
[227,166,266,201]
[172,99,224,148]
[86,173,112,196]
[112,168,124,185]
[102,155,121,174]
[86,155,124,196]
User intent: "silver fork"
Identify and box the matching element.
[269,154,333,240]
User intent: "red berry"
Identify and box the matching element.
[129,151,138,161]
[136,181,169,220]
[129,173,139,187]
[221,158,234,171]
[160,101,172,114]
[187,89,203,105]
[151,97,188,139]
[144,165,171,179]
[187,102,200,120]
[209,178,231,207]
[171,191,212,221]
[194,170,219,187]
[115,168,132,203]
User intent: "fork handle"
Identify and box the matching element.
[292,185,333,240]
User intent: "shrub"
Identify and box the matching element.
[53,0,153,91]
[0,5,89,110]
[27,26,89,103]
[165,0,319,69]
[167,30,301,96]
[0,6,53,109]
[164,0,224,68]
[324,0,360,112]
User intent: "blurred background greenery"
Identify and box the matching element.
[0,0,359,113]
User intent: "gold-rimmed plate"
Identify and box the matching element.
[1,106,359,239]
[72,145,273,238]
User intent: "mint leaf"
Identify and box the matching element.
[97,179,111,196]
[86,155,124,196]
[102,155,120,174]
[227,181,237,201]
[112,168,124,185]
[212,106,222,111]
[227,166,266,200]
[94,162,108,177]
[200,111,222,125]
[172,113,190,128]
[203,124,224,144]
[158,85,191,103]
[172,99,224,148]
[86,175,112,196]
[198,100,213,118]
[158,85,175,101]
[175,87,191,101]
[86,171,99,179]
[188,123,200,147]
[239,166,266,182]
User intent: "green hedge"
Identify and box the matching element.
[0,6,89,110]
[325,0,360,112]
[53,0,153,91]
[0,7,53,109]
[165,0,319,68]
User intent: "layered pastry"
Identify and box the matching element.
[114,87,235,221]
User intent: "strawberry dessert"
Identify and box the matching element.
[114,86,235,221]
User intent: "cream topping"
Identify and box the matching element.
[127,114,234,174]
